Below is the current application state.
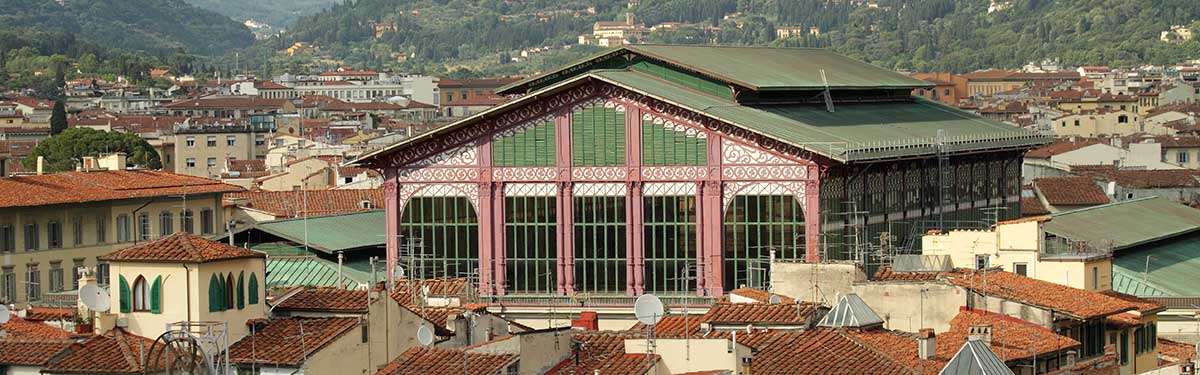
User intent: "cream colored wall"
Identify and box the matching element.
[1108,314,1160,375]
[196,258,268,341]
[107,262,192,339]
[851,282,963,332]
[769,262,865,304]
[1164,146,1200,169]
[513,330,573,375]
[257,158,333,191]
[923,230,997,269]
[4,365,42,375]
[1034,259,1111,291]
[1047,143,1126,168]
[0,194,225,306]
[1052,112,1140,137]
[300,325,369,375]
[366,291,427,373]
[173,132,259,178]
[625,338,749,375]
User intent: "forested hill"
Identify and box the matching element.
[273,0,1200,75]
[0,0,253,57]
[184,0,340,26]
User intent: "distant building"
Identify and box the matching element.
[172,119,274,179]
[1161,25,1194,43]
[578,13,648,46]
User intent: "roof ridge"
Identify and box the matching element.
[838,330,923,375]
[1051,195,1161,217]
[111,329,144,371]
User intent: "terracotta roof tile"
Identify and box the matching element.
[846,330,946,375]
[0,170,243,209]
[722,287,796,304]
[700,302,820,325]
[873,266,941,281]
[226,189,383,217]
[943,270,1138,319]
[99,232,265,263]
[157,97,288,109]
[226,159,266,173]
[544,331,654,375]
[1034,177,1110,206]
[1098,290,1165,314]
[1078,169,1200,189]
[228,317,359,366]
[1025,139,1105,158]
[42,328,162,374]
[275,287,368,312]
[748,330,918,375]
[1158,338,1196,363]
[629,315,704,337]
[940,309,1080,362]
[0,339,74,366]
[21,307,78,322]
[1021,198,1050,215]
[0,314,74,339]
[373,347,517,375]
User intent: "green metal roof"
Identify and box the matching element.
[253,210,386,254]
[499,45,933,94]
[265,255,377,289]
[1045,196,1200,251]
[1112,234,1200,296]
[592,70,1044,161]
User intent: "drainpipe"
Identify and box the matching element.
[182,264,192,322]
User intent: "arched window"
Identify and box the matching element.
[225,274,235,309]
[398,196,479,280]
[723,192,806,291]
[132,276,148,312]
[236,271,245,310]
[208,274,222,312]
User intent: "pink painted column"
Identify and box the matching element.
[626,107,644,295]
[492,183,506,295]
[702,135,724,296]
[694,183,706,295]
[804,171,822,263]
[476,138,497,295]
[555,112,574,295]
[384,173,399,284]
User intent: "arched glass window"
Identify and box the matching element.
[132,275,148,312]
[398,195,479,279]
[723,192,806,291]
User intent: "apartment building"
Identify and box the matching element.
[173,119,275,178]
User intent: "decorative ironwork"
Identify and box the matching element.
[572,167,627,181]
[396,167,479,182]
[641,166,709,181]
[721,138,794,165]
[722,166,810,181]
[492,167,558,182]
[722,181,807,212]
[398,183,480,211]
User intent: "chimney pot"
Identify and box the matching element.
[36,156,44,175]
[918,328,936,360]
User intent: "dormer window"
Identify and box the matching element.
[360,200,374,209]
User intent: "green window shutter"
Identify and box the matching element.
[217,274,226,311]
[236,272,245,310]
[208,274,220,312]
[248,273,259,305]
[149,276,162,314]
[118,275,131,313]
[642,119,707,166]
[493,120,556,167]
[572,106,626,166]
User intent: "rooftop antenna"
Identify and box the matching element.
[634,294,665,373]
[820,69,836,113]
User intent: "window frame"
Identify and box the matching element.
[24,222,39,251]
[159,211,174,236]
[47,220,62,249]
[137,213,151,241]
[132,275,149,312]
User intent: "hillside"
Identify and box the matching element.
[184,0,340,27]
[265,0,1200,76]
[0,0,253,56]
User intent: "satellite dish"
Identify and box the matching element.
[416,325,434,346]
[634,294,665,326]
[0,304,9,324]
[768,295,782,304]
[80,284,111,312]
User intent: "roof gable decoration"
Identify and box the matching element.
[817,293,885,329]
[938,338,1016,375]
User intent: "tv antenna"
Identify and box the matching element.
[820,69,836,113]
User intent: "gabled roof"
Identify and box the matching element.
[228,317,359,367]
[941,309,1079,363]
[263,254,378,289]
[0,339,74,366]
[817,293,884,329]
[938,338,1016,375]
[1045,196,1200,251]
[0,314,74,339]
[943,270,1139,320]
[274,287,368,312]
[543,331,657,375]
[701,301,821,325]
[42,328,162,374]
[373,347,517,375]
[1077,169,1200,189]
[500,45,933,95]
[99,232,265,263]
[1033,177,1110,206]
[0,170,242,209]
[1024,139,1106,158]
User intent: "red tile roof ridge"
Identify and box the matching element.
[99,232,265,263]
[228,317,359,367]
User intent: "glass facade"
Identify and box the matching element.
[573,195,626,293]
[723,194,806,289]
[504,196,557,293]
[399,196,479,280]
[643,195,697,293]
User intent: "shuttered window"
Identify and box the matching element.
[642,119,706,166]
[236,272,245,310]
[248,273,259,305]
[572,106,625,166]
[493,120,555,167]
[150,276,162,314]
[118,275,131,313]
[208,274,222,312]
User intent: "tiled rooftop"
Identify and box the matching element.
[0,169,242,209]
[940,309,1080,362]
[99,232,265,263]
[42,328,162,374]
[723,287,797,304]
[373,347,517,375]
[544,331,655,375]
[701,302,821,325]
[226,189,384,217]
[1158,338,1197,363]
[228,317,359,367]
[1078,169,1200,189]
[0,314,74,339]
[0,339,75,366]
[274,287,369,312]
[943,270,1138,319]
[1034,177,1110,206]
[21,307,78,322]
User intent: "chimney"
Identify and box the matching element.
[918,328,936,360]
[80,156,98,171]
[968,324,993,345]
[626,12,634,26]
[571,311,599,331]
[98,152,126,171]
[1066,350,1077,367]
[36,156,44,175]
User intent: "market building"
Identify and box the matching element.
[350,45,1048,299]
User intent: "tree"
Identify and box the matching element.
[49,100,67,136]
[23,127,162,173]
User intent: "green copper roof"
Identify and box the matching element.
[265,255,376,289]
[1112,234,1200,296]
[592,70,1044,161]
[1045,196,1200,251]
[253,210,386,254]
[500,45,933,94]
